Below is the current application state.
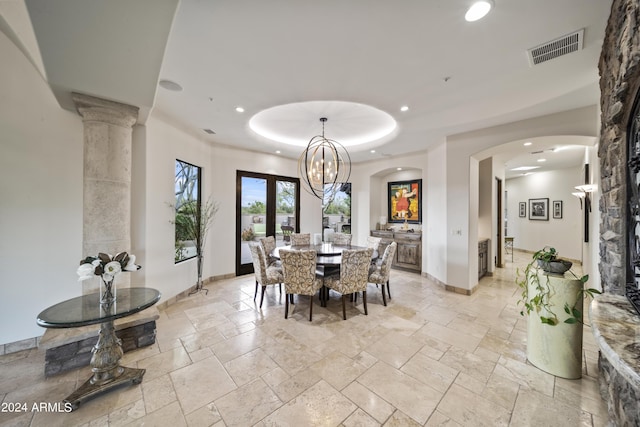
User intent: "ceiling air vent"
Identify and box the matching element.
[527,29,584,66]
[203,128,216,135]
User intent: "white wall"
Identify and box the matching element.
[427,143,447,283]
[505,167,583,261]
[0,30,83,344]
[136,114,306,303]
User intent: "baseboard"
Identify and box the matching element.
[422,272,478,296]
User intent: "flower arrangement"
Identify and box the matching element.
[77,252,141,283]
[77,252,141,304]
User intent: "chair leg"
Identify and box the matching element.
[290,294,294,304]
[309,295,313,321]
[387,280,391,299]
[285,293,289,319]
[260,285,267,308]
[279,283,282,293]
[363,291,368,315]
[381,284,387,306]
[254,280,258,300]
[342,295,347,320]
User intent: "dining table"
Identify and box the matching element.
[272,242,377,306]
[272,242,377,266]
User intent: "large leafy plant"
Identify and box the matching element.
[516,247,600,325]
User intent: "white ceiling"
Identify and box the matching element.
[14,0,612,174]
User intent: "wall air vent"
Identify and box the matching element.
[203,128,216,135]
[527,29,584,66]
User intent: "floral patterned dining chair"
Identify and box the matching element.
[279,249,323,321]
[324,248,373,320]
[367,241,397,306]
[290,233,311,245]
[332,233,352,245]
[249,242,283,308]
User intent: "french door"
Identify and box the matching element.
[236,170,300,276]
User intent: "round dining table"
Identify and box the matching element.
[272,243,377,307]
[272,242,376,266]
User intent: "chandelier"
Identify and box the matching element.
[298,117,351,201]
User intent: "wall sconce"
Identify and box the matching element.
[574,165,595,242]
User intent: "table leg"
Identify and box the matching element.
[63,319,145,410]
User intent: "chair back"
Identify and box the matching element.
[290,233,311,245]
[259,236,276,258]
[280,249,320,296]
[378,242,397,280]
[366,236,382,251]
[332,233,352,245]
[339,248,374,292]
[249,242,268,283]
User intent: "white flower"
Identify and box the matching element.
[124,254,140,271]
[103,261,122,277]
[77,263,95,281]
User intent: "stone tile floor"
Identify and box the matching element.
[0,251,608,426]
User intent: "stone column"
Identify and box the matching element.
[72,93,139,290]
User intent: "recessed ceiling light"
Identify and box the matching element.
[524,142,532,146]
[511,166,539,171]
[400,106,409,112]
[370,150,376,153]
[397,167,402,171]
[158,79,183,92]
[275,150,281,154]
[537,158,546,162]
[235,106,245,113]
[465,0,493,22]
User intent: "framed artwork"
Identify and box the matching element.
[529,198,549,221]
[388,179,422,223]
[519,202,526,218]
[553,200,563,219]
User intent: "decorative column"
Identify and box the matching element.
[72,93,139,291]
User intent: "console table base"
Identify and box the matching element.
[64,366,146,411]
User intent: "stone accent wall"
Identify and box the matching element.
[598,0,640,294]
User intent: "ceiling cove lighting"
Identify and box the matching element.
[298,118,351,201]
[465,1,493,22]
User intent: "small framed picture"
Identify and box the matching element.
[553,200,563,219]
[529,198,549,221]
[519,202,526,218]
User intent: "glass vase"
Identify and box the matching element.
[100,277,116,305]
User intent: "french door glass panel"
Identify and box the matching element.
[236,171,300,275]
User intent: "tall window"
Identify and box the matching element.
[174,159,201,263]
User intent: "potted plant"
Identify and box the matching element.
[516,246,601,379]
[516,246,600,325]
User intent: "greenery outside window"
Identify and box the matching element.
[323,183,351,233]
[174,159,201,263]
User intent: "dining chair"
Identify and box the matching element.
[324,248,373,320]
[290,233,311,245]
[259,236,280,267]
[366,236,382,252]
[248,242,283,308]
[368,241,397,306]
[332,233,352,245]
[279,249,323,321]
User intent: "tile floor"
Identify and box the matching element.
[0,251,609,426]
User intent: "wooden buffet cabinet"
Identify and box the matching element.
[370,230,422,272]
